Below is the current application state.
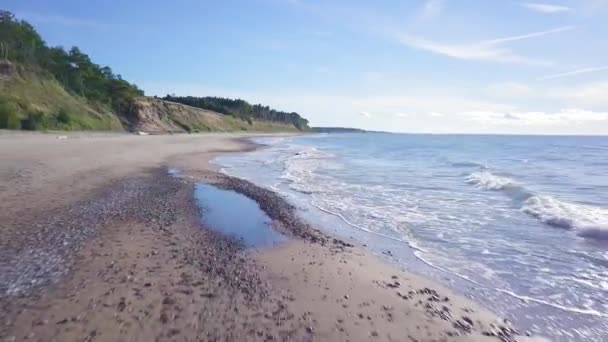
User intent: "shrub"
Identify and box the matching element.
[21,111,46,130]
[56,108,72,125]
[0,99,21,129]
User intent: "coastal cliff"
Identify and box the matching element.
[0,61,302,133]
[0,10,308,133]
[123,97,302,133]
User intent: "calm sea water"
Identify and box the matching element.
[214,133,608,341]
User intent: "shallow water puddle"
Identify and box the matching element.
[194,183,286,247]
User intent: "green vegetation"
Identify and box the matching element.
[0,9,136,130]
[162,95,309,130]
[312,127,367,133]
[0,9,309,132]
[0,67,123,130]
[0,98,20,129]
[0,10,143,112]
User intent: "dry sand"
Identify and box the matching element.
[0,131,536,341]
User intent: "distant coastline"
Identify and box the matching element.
[311,127,368,133]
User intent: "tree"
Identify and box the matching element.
[0,10,143,114]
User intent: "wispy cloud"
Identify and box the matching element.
[485,26,574,44]
[395,112,409,118]
[359,111,372,118]
[520,2,573,13]
[555,81,608,106]
[463,109,608,126]
[488,81,608,107]
[397,26,573,66]
[16,11,105,29]
[487,82,533,97]
[538,65,608,80]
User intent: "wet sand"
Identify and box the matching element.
[0,132,536,341]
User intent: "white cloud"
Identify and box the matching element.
[463,109,608,126]
[359,111,372,118]
[397,26,573,65]
[398,34,548,66]
[429,112,446,117]
[520,3,572,13]
[538,66,608,80]
[347,95,514,114]
[487,80,608,108]
[395,112,409,118]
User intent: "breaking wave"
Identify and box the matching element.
[523,196,608,240]
[466,170,608,240]
[465,170,519,190]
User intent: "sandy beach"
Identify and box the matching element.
[0,132,531,341]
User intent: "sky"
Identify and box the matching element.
[4,0,608,134]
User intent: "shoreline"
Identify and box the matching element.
[0,132,536,341]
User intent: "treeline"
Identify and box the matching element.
[0,10,142,117]
[162,95,309,130]
[311,127,367,133]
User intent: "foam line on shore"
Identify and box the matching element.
[311,199,608,318]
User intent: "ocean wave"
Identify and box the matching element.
[465,170,519,190]
[522,196,608,240]
[466,171,608,240]
[280,146,334,193]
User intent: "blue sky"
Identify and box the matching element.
[5,0,608,134]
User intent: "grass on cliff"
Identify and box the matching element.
[0,67,123,131]
[169,113,300,133]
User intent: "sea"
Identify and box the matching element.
[213,133,608,341]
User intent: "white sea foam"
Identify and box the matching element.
[493,288,608,318]
[281,146,332,192]
[309,199,422,246]
[414,251,608,318]
[522,195,608,239]
[466,170,608,240]
[465,170,519,190]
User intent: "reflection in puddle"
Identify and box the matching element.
[194,183,286,248]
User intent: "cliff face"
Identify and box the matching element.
[124,98,220,133]
[0,60,17,80]
[126,97,301,133]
